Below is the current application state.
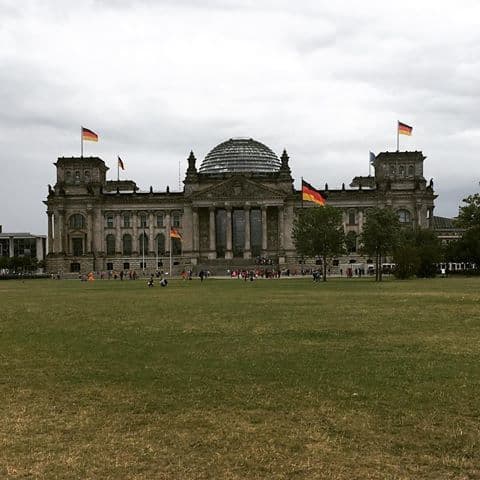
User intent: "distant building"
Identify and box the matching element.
[432,216,464,245]
[0,226,46,262]
[44,138,437,274]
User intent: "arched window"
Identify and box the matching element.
[65,171,72,183]
[172,237,182,255]
[122,234,132,255]
[156,233,165,255]
[106,234,116,255]
[398,209,411,224]
[399,165,405,176]
[408,165,414,176]
[84,170,90,182]
[123,214,131,228]
[348,210,356,226]
[138,233,148,254]
[69,214,85,229]
[74,171,81,184]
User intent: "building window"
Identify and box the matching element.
[74,171,81,184]
[348,210,356,226]
[72,238,83,256]
[106,234,115,255]
[123,214,131,228]
[66,171,72,183]
[13,238,37,257]
[156,233,165,255]
[70,214,85,229]
[408,165,414,176]
[156,213,164,228]
[399,165,405,176]
[172,212,182,228]
[122,234,132,255]
[172,237,182,255]
[0,239,9,257]
[70,262,81,272]
[106,215,114,228]
[123,262,130,270]
[140,262,146,269]
[84,170,90,182]
[139,214,148,228]
[398,209,411,224]
[139,233,148,254]
[106,262,113,271]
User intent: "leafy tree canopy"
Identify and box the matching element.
[292,205,344,281]
[456,193,480,229]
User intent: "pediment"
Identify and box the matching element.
[190,175,285,202]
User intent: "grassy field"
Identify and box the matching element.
[1,277,479,479]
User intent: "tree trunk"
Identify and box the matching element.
[323,256,327,282]
[379,251,383,281]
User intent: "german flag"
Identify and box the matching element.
[302,179,326,206]
[82,126,98,142]
[398,121,413,136]
[170,227,182,239]
[118,156,125,170]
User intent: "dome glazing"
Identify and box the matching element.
[199,138,281,174]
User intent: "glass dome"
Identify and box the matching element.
[199,138,281,174]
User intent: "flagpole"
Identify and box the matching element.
[169,239,172,279]
[117,158,120,182]
[142,230,145,274]
[81,126,83,158]
[301,177,304,209]
[396,120,399,152]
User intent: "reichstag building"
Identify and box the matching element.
[44,138,436,274]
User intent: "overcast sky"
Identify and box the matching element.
[1,0,479,234]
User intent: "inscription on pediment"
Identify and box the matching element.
[193,177,283,201]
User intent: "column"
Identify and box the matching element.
[36,237,44,262]
[261,206,268,253]
[53,212,60,254]
[192,207,199,253]
[278,206,285,250]
[58,210,65,253]
[8,236,14,257]
[165,211,171,253]
[132,211,138,253]
[148,212,155,253]
[115,213,122,253]
[243,206,251,259]
[358,209,364,233]
[86,209,93,253]
[93,208,102,254]
[47,212,53,254]
[208,207,216,259]
[225,207,233,259]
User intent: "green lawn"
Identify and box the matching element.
[1,277,479,479]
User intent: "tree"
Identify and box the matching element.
[360,208,400,281]
[456,193,480,229]
[449,193,480,272]
[446,226,480,272]
[292,205,344,282]
[393,228,442,279]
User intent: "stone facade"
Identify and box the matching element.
[44,140,436,275]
